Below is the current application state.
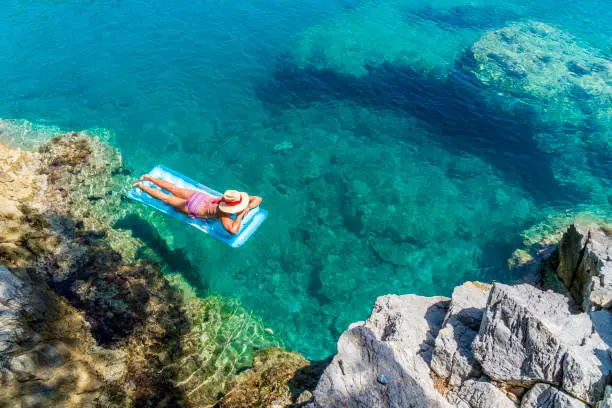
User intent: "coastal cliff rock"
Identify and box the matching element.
[430,282,490,386]
[0,143,44,266]
[520,384,588,408]
[445,378,516,408]
[0,136,190,405]
[308,224,611,408]
[556,225,611,311]
[600,386,612,408]
[0,265,126,406]
[310,294,452,407]
[472,282,610,404]
[0,265,44,356]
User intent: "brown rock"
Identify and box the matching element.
[220,348,321,408]
[0,135,193,407]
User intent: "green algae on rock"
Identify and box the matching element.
[520,207,612,247]
[509,206,612,273]
[467,21,612,117]
[38,132,141,260]
[220,348,326,408]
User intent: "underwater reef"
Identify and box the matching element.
[461,21,612,205]
[288,16,612,208]
[291,1,521,78]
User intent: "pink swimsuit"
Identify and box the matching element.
[186,192,220,219]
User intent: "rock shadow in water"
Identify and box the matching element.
[308,266,332,306]
[256,58,576,206]
[113,213,209,292]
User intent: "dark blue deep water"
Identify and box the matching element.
[1,0,610,359]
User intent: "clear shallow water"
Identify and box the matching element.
[1,0,611,359]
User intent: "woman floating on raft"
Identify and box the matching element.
[133,175,262,235]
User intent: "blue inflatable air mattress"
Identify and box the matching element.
[127,165,267,248]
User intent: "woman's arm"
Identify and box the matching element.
[220,208,248,235]
[220,196,261,235]
[247,195,262,209]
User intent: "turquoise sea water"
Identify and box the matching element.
[1,0,610,359]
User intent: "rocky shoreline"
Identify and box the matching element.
[302,224,611,408]
[1,134,610,407]
[0,134,281,407]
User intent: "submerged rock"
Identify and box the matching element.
[465,21,612,123]
[292,2,482,78]
[369,236,418,267]
[463,21,612,205]
[220,348,326,408]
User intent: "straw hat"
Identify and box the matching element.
[218,190,249,214]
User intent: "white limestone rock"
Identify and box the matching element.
[446,378,517,408]
[311,294,452,407]
[431,282,490,386]
[365,294,450,362]
[520,384,587,408]
[472,283,611,404]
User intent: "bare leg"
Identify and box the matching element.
[135,182,189,214]
[141,175,197,200]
